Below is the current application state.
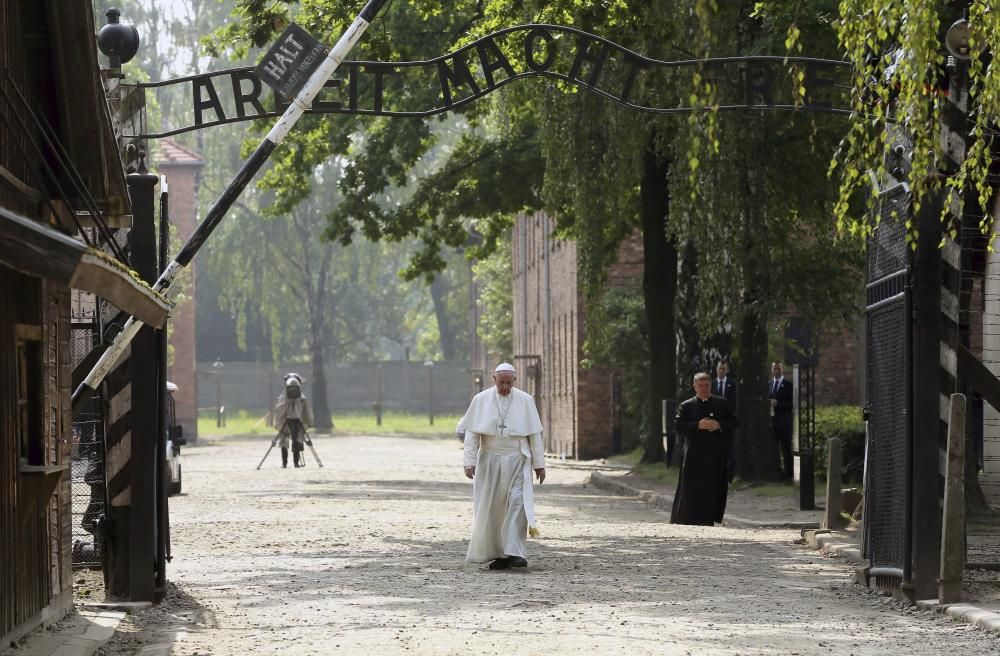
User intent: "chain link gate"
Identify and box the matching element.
[70,307,106,569]
[862,182,912,590]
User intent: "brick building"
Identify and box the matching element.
[511,210,864,461]
[156,140,203,440]
[512,211,643,460]
[812,321,865,407]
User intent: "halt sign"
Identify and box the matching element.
[254,23,328,100]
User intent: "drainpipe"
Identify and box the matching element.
[522,216,529,358]
[544,213,552,446]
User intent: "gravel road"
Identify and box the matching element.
[96,433,1000,655]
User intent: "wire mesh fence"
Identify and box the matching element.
[959,221,1000,568]
[864,302,909,584]
[862,185,911,589]
[70,309,105,569]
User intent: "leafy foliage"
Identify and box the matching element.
[767,1,1000,238]
[214,0,868,478]
[582,288,648,452]
[814,405,866,484]
[471,230,514,360]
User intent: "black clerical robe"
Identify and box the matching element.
[670,394,738,526]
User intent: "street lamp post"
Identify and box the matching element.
[373,363,383,426]
[424,360,435,425]
[212,358,225,427]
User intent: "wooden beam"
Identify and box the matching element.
[0,207,82,285]
[957,344,1000,413]
[0,207,169,328]
[0,164,41,202]
[69,252,170,328]
[15,324,42,341]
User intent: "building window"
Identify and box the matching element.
[16,326,44,466]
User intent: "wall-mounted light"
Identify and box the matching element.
[945,18,972,61]
[97,7,140,69]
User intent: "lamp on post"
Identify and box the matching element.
[424,360,435,426]
[97,7,140,71]
[373,363,383,426]
[945,18,972,61]
[212,358,225,427]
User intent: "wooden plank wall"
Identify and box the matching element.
[47,280,72,604]
[0,266,18,647]
[0,276,72,643]
[0,1,42,218]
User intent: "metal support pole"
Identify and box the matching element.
[940,393,966,604]
[907,192,945,601]
[374,363,383,426]
[823,437,844,530]
[126,162,158,602]
[154,177,170,602]
[799,365,816,511]
[428,364,435,426]
[216,372,223,427]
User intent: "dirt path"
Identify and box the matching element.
[98,433,1000,655]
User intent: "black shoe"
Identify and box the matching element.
[509,557,527,568]
[488,558,511,570]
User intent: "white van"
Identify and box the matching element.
[166,381,185,495]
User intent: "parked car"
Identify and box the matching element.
[166,381,185,496]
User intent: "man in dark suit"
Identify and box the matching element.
[768,361,795,481]
[714,361,737,411]
[715,361,738,481]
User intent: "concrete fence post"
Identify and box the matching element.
[823,437,843,530]
[940,393,966,604]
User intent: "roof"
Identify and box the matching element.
[157,139,204,167]
[60,2,129,214]
[0,206,170,328]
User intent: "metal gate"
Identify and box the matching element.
[70,306,106,568]
[862,182,911,589]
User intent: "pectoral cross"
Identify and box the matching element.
[498,421,507,434]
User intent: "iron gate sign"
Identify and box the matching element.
[254,23,329,100]
[128,24,852,139]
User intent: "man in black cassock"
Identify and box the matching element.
[670,372,738,526]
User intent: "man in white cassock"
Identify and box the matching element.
[461,362,545,569]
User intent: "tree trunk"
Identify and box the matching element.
[430,274,456,360]
[309,326,333,430]
[734,111,780,482]
[735,311,777,481]
[301,225,333,431]
[639,138,677,465]
[676,240,702,389]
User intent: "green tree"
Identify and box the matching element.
[218,0,865,480]
[203,164,445,426]
[676,0,864,480]
[826,0,997,513]
[472,231,513,360]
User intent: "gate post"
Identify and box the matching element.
[940,393,966,603]
[796,364,816,510]
[907,192,945,602]
[122,155,159,602]
[823,437,844,529]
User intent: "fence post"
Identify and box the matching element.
[374,363,383,426]
[940,393,966,604]
[823,437,844,530]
